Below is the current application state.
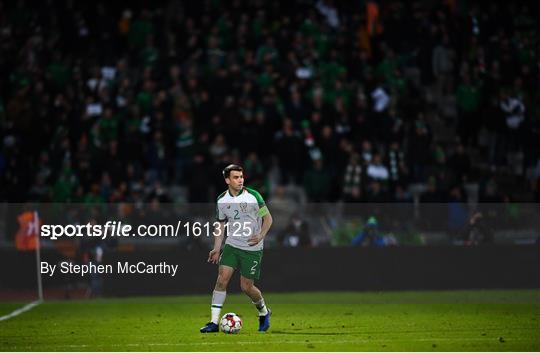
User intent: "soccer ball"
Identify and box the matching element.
[220,312,242,334]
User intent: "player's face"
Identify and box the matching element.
[226,171,244,191]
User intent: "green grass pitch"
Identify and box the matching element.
[1,290,539,351]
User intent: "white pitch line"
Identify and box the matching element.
[9,336,537,350]
[0,300,42,322]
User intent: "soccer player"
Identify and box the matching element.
[200,164,273,333]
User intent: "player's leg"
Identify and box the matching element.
[240,275,267,314]
[201,265,234,333]
[237,249,267,315]
[201,244,239,333]
[238,249,271,332]
[212,265,234,320]
[240,276,271,332]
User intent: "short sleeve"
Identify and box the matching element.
[216,191,227,222]
[246,187,266,207]
[216,203,227,222]
[246,187,269,217]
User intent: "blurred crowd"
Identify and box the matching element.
[1,0,540,204]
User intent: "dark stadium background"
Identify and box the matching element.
[0,0,539,298]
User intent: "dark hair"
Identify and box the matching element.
[222,164,243,178]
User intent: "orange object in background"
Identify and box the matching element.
[15,211,41,251]
[366,1,383,36]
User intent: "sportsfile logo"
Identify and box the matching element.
[40,221,255,240]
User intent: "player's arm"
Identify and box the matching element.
[248,208,273,246]
[208,221,225,264]
[209,200,227,264]
[260,211,273,238]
